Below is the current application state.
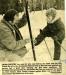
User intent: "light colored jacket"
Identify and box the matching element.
[0,13,28,60]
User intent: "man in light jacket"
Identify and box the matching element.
[0,9,30,61]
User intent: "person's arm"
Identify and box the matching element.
[53,30,65,41]
[16,13,27,28]
[0,24,29,51]
[53,21,65,41]
[34,26,49,46]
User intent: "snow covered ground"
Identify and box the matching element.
[0,10,66,75]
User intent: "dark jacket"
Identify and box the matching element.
[0,13,28,57]
[35,18,65,46]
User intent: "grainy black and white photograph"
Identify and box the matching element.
[0,0,66,75]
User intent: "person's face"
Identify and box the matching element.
[46,15,53,23]
[13,13,19,24]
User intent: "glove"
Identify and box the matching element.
[25,38,30,43]
[33,39,37,46]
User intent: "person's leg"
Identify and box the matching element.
[54,40,62,60]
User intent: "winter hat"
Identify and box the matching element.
[3,9,18,21]
[46,8,56,18]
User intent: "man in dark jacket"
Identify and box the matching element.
[34,8,65,60]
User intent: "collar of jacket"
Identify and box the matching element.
[1,19,15,31]
[48,17,61,24]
